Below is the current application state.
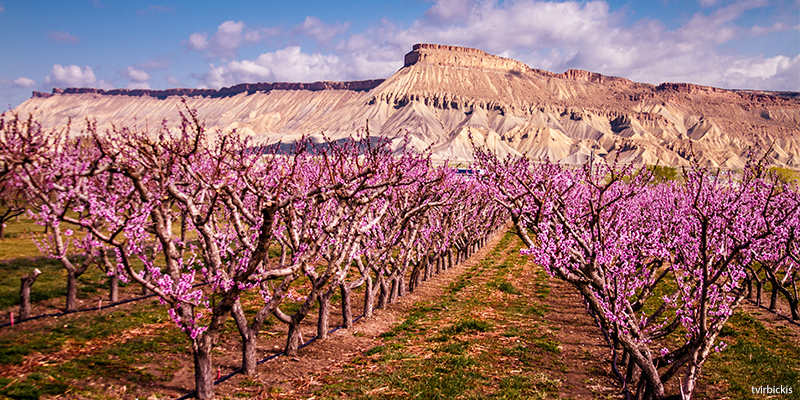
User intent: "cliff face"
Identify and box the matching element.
[10,43,800,168]
[33,79,385,99]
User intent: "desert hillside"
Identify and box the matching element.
[9,43,800,168]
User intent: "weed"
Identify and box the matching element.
[440,318,492,335]
[497,281,521,295]
[436,341,467,355]
[365,345,386,356]
[701,311,800,399]
[502,327,524,337]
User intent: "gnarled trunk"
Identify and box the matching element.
[377,275,390,309]
[285,320,303,357]
[317,289,334,340]
[109,271,119,303]
[231,302,258,376]
[192,336,215,400]
[66,270,78,312]
[340,283,353,329]
[19,269,41,319]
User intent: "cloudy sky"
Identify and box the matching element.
[1,0,798,108]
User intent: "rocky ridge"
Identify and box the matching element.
[10,43,800,168]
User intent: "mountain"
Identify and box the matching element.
[9,43,800,168]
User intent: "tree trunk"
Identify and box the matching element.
[192,337,215,400]
[397,271,406,298]
[377,276,389,309]
[141,269,151,295]
[109,271,119,303]
[19,269,41,319]
[317,290,333,340]
[745,275,753,299]
[0,222,5,239]
[66,270,78,312]
[755,279,763,306]
[285,321,302,357]
[769,282,779,311]
[424,256,432,280]
[341,284,353,329]
[231,302,258,376]
[364,274,375,318]
[389,275,400,303]
[409,265,420,292]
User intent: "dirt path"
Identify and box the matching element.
[209,230,509,399]
[231,231,622,400]
[543,276,621,399]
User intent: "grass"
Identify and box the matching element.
[1,224,798,400]
[308,232,567,400]
[0,304,181,365]
[0,301,190,399]
[700,311,800,399]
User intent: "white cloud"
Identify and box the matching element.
[13,77,35,88]
[721,54,800,90]
[184,20,279,59]
[198,46,347,88]
[424,0,476,24]
[165,74,181,85]
[48,30,80,44]
[187,32,208,51]
[185,0,798,91]
[293,16,349,44]
[123,66,151,82]
[325,0,797,90]
[45,64,112,89]
[126,81,151,89]
[750,22,800,36]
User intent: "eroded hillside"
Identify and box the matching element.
[10,43,800,168]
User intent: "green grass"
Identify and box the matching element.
[309,232,566,400]
[701,311,800,399]
[0,303,189,399]
[0,305,178,365]
[440,318,492,335]
[0,374,70,400]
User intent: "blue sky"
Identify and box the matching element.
[1,0,798,108]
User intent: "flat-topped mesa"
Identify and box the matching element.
[557,69,636,86]
[404,43,531,72]
[656,82,731,95]
[35,79,386,100]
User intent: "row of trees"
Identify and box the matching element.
[0,109,507,399]
[475,148,799,400]
[4,106,796,400]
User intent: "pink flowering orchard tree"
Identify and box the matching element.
[0,115,34,239]
[476,147,790,400]
[1,109,362,398]
[0,115,108,312]
[747,178,800,320]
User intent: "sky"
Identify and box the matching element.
[0,0,798,108]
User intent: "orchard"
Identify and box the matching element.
[1,107,797,400]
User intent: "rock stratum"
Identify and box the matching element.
[11,43,800,168]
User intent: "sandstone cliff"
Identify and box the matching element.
[10,43,800,168]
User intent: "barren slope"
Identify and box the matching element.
[10,43,800,168]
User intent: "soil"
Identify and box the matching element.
[208,233,514,399]
[203,231,621,400]
[3,230,798,399]
[543,277,620,399]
